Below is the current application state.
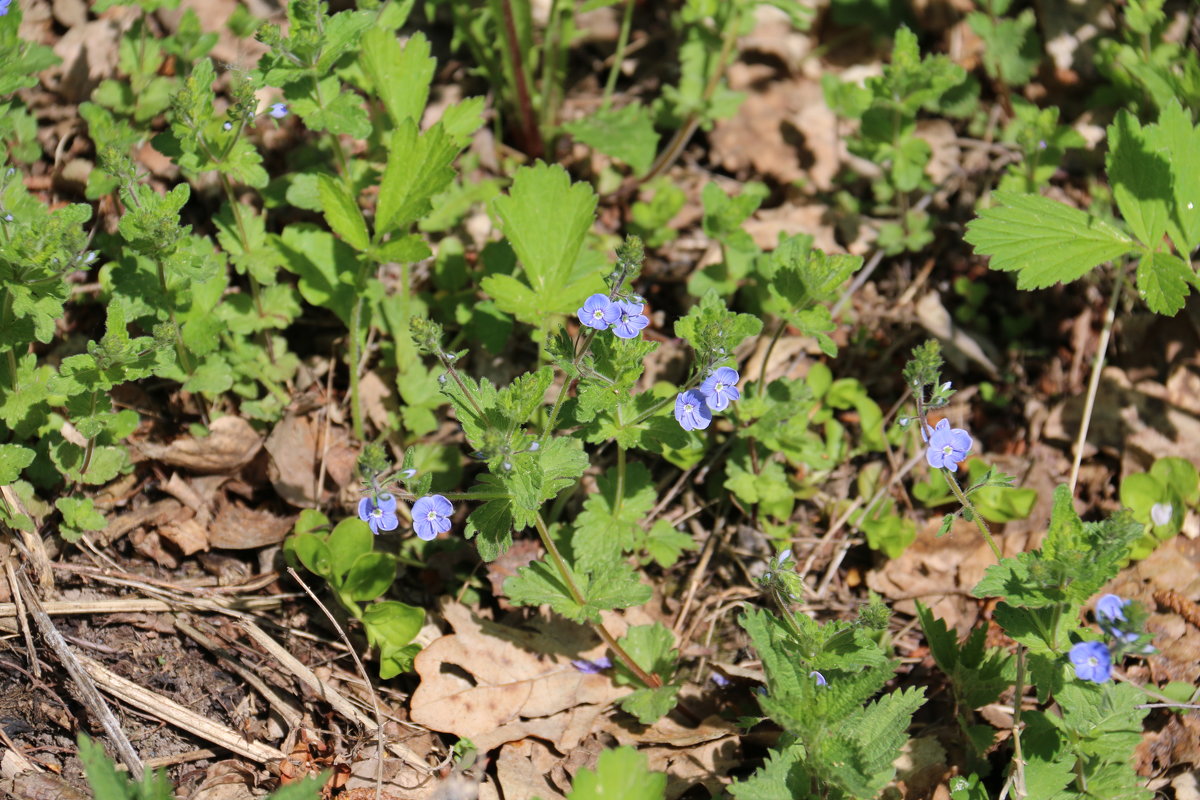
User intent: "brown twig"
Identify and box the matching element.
[14,568,145,780]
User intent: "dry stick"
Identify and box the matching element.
[813,452,925,598]
[237,619,430,773]
[173,617,303,730]
[287,568,385,800]
[1068,266,1126,494]
[3,557,39,679]
[76,653,283,764]
[671,514,720,635]
[13,569,145,780]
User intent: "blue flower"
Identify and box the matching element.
[357,493,399,535]
[571,656,612,674]
[412,494,453,540]
[611,300,649,339]
[577,293,620,331]
[0,0,11,16]
[1068,641,1112,683]
[710,672,730,687]
[674,390,712,431]
[1096,594,1129,624]
[223,121,233,131]
[699,367,741,412]
[810,671,827,686]
[268,102,288,119]
[925,418,972,472]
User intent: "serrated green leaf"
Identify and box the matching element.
[965,191,1136,289]
[492,162,598,308]
[1135,250,1194,316]
[1147,101,1200,254]
[318,174,370,251]
[564,103,661,175]
[376,121,460,235]
[1108,110,1172,248]
[615,685,681,725]
[564,747,666,800]
[360,29,434,128]
[0,444,35,484]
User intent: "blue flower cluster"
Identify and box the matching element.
[577,293,649,339]
[1067,593,1151,683]
[358,492,454,540]
[0,0,10,16]
[674,367,741,431]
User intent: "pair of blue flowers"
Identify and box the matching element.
[674,368,741,431]
[1068,594,1146,683]
[577,294,649,339]
[358,493,454,540]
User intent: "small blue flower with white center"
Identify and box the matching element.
[268,102,288,119]
[925,418,972,472]
[611,300,649,339]
[0,0,11,17]
[674,390,712,431]
[358,493,399,535]
[577,293,620,331]
[1068,641,1112,683]
[699,367,741,412]
[412,494,454,541]
[809,671,827,686]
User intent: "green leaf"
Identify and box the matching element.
[1135,250,1194,316]
[464,481,514,561]
[0,444,35,484]
[730,741,810,800]
[967,9,1041,86]
[318,174,370,252]
[1146,101,1200,254]
[342,552,398,601]
[965,191,1136,289]
[490,162,598,315]
[376,121,461,235]
[564,747,666,800]
[78,732,175,800]
[361,600,424,677]
[360,29,434,128]
[288,532,333,577]
[326,517,374,580]
[615,685,682,726]
[56,496,107,544]
[564,103,661,175]
[1108,110,1172,248]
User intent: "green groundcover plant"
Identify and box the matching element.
[0,0,1192,795]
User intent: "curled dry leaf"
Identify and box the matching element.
[409,605,630,753]
[136,416,262,473]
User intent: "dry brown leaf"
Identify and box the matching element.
[208,502,294,549]
[342,758,499,800]
[186,760,260,800]
[98,498,184,546]
[410,604,630,753]
[158,517,209,556]
[915,291,1001,379]
[599,713,741,799]
[264,413,320,507]
[358,370,394,432]
[496,739,567,800]
[136,416,262,473]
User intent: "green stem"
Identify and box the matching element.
[78,392,99,479]
[1007,644,1028,799]
[641,4,741,182]
[532,514,662,689]
[539,0,565,133]
[1,291,18,389]
[613,445,626,518]
[217,175,277,365]
[348,295,365,440]
[600,0,636,112]
[154,256,192,377]
[757,319,786,398]
[1068,264,1126,494]
[540,327,599,444]
[943,469,1002,562]
[436,351,486,420]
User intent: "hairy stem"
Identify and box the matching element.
[532,514,662,689]
[757,319,786,398]
[943,469,1002,562]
